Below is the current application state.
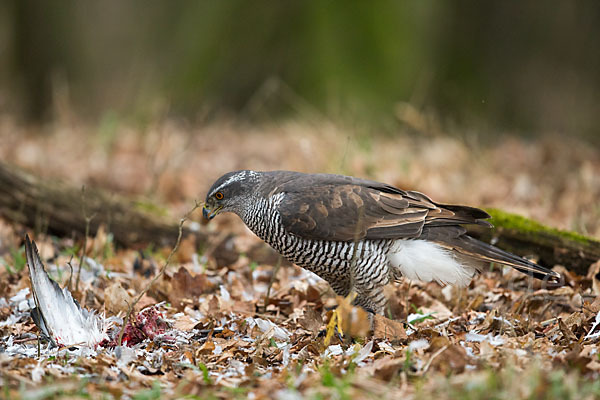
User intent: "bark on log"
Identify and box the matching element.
[0,161,205,247]
[468,208,600,276]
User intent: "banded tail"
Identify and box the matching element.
[448,235,561,282]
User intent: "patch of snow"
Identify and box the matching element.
[408,339,430,352]
[465,332,487,342]
[378,341,395,353]
[493,316,513,328]
[460,342,475,357]
[0,313,24,327]
[116,346,137,367]
[282,344,291,367]
[323,344,343,358]
[213,344,223,355]
[353,341,373,363]
[441,285,454,301]
[465,332,505,346]
[219,285,231,302]
[18,299,32,312]
[246,317,291,341]
[10,288,30,303]
[31,362,45,383]
[277,389,303,400]
[513,349,528,357]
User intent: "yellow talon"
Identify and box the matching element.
[324,291,359,346]
[324,309,338,347]
[336,308,344,337]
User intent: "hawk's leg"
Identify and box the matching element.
[329,278,351,298]
[352,287,386,315]
[350,258,390,315]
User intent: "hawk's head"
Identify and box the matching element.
[203,170,260,219]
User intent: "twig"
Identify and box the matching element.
[418,344,449,376]
[540,317,559,327]
[264,255,282,310]
[13,337,40,344]
[76,186,96,292]
[66,254,74,292]
[117,200,201,347]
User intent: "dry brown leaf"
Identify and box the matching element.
[298,307,323,332]
[169,266,216,310]
[173,314,198,331]
[333,295,371,338]
[429,344,468,374]
[372,356,404,381]
[134,293,159,311]
[372,315,407,342]
[175,235,197,264]
[198,339,215,355]
[104,282,132,314]
[91,224,109,256]
[558,318,578,342]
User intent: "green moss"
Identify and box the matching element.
[133,200,169,217]
[485,208,599,246]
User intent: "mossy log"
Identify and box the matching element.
[0,161,205,247]
[0,161,598,274]
[468,208,600,276]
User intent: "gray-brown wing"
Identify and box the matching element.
[278,181,490,242]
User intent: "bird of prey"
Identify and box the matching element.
[203,170,560,315]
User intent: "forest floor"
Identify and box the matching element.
[1,115,600,399]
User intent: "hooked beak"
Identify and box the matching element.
[202,205,220,220]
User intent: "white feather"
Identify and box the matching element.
[26,238,107,347]
[388,240,475,287]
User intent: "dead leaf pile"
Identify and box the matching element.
[1,120,600,398]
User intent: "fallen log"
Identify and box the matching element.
[0,161,597,274]
[0,161,205,247]
[468,208,600,276]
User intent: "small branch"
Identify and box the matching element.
[76,186,96,292]
[117,201,201,347]
[417,345,449,376]
[264,255,282,310]
[66,254,74,292]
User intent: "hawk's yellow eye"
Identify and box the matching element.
[215,191,224,200]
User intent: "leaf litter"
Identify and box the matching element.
[0,118,600,398]
[2,227,599,399]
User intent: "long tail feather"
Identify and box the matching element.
[443,235,561,282]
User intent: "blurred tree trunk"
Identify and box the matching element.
[0,161,204,247]
[13,0,59,121]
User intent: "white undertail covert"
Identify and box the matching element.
[388,239,476,287]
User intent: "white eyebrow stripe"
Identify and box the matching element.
[210,171,249,195]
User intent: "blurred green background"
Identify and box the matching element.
[1,1,598,139]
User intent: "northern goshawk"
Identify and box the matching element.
[203,170,560,314]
